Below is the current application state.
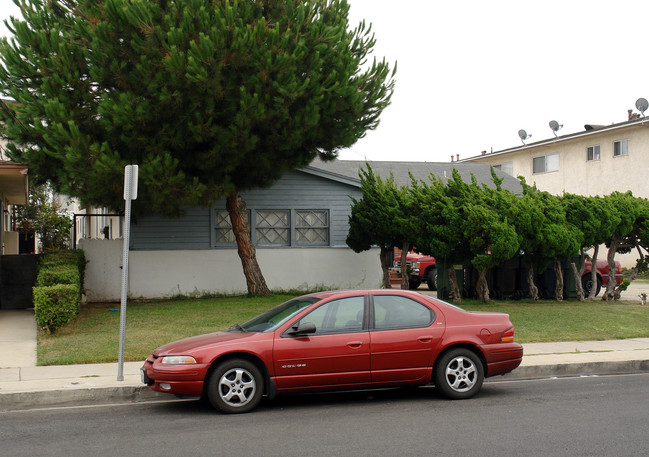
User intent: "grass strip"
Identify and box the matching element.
[37,294,649,366]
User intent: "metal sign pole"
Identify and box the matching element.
[117,165,138,381]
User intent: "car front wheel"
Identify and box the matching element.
[207,359,264,414]
[434,348,484,399]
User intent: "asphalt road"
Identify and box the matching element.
[3,373,649,457]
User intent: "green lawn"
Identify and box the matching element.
[37,294,649,366]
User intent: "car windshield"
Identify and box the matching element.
[240,297,320,332]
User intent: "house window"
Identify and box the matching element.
[296,210,329,246]
[493,162,513,176]
[532,153,559,174]
[214,208,330,247]
[214,210,249,245]
[256,210,290,246]
[613,139,628,157]
[586,145,600,161]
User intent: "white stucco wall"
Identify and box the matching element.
[80,239,383,302]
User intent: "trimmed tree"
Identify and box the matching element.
[514,179,580,301]
[409,171,472,303]
[602,192,649,300]
[347,165,415,289]
[563,193,618,301]
[0,0,395,295]
[461,173,520,303]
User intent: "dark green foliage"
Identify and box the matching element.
[33,284,80,333]
[346,165,401,253]
[38,249,87,287]
[410,171,471,264]
[0,0,394,216]
[36,264,80,287]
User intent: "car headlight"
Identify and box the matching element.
[161,356,198,365]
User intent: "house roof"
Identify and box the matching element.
[302,158,523,195]
[0,160,29,204]
[460,116,649,162]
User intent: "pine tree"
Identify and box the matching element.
[0,0,395,295]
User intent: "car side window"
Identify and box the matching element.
[373,295,434,330]
[297,296,365,334]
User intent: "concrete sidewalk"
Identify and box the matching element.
[2,309,649,412]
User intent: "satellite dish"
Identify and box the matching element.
[635,98,648,116]
[549,120,563,137]
[518,129,531,144]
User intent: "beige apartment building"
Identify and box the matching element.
[460,114,649,199]
[461,112,649,267]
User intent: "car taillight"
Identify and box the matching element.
[617,265,622,274]
[501,327,515,343]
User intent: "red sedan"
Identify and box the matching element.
[141,289,523,413]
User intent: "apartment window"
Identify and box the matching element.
[613,139,628,157]
[256,210,290,246]
[493,162,513,176]
[296,210,329,246]
[532,153,559,174]
[586,145,600,161]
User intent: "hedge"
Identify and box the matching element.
[37,249,87,287]
[33,250,87,333]
[36,265,80,288]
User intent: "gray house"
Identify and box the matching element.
[80,160,522,301]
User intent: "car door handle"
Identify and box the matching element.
[347,341,364,348]
[418,336,433,343]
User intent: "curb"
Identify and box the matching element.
[500,359,649,380]
[0,385,171,412]
[3,359,649,412]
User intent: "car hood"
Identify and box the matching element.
[153,331,261,356]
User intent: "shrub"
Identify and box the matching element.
[33,284,81,333]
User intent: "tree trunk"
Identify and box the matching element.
[400,241,410,290]
[526,264,539,300]
[588,245,600,300]
[570,261,584,302]
[476,269,490,303]
[447,265,461,304]
[603,238,619,301]
[571,248,586,302]
[226,191,271,296]
[554,258,564,301]
[379,245,393,289]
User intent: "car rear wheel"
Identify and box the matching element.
[434,348,484,399]
[582,275,601,296]
[427,268,438,291]
[207,359,264,414]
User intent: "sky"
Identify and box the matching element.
[2,0,649,163]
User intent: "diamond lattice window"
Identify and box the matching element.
[296,210,329,245]
[256,210,290,246]
[214,210,249,245]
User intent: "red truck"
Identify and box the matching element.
[582,257,624,296]
[392,251,438,290]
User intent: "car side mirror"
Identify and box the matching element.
[286,322,316,336]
